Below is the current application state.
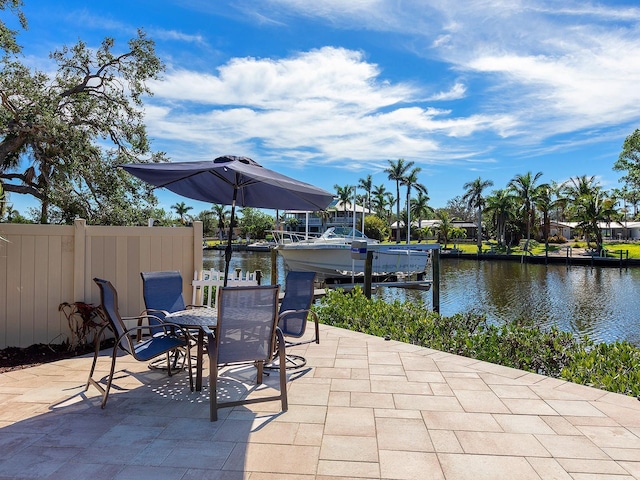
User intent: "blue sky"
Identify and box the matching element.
[6,0,640,216]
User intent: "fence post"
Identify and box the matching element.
[74,218,87,302]
[192,221,203,282]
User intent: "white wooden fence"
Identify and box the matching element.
[191,269,259,308]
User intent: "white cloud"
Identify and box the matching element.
[142,0,640,186]
[149,28,206,44]
[427,82,467,101]
[146,47,511,167]
[251,0,640,140]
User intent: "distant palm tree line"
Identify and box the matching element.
[336,161,632,253]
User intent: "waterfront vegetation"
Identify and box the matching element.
[314,287,640,398]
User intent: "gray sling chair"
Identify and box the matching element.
[269,271,319,369]
[206,285,287,421]
[87,278,193,408]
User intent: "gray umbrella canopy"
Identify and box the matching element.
[121,155,334,285]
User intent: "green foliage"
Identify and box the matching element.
[561,341,640,397]
[451,226,466,240]
[238,207,274,239]
[313,288,640,397]
[614,129,640,189]
[363,215,390,241]
[0,28,166,224]
[0,0,27,58]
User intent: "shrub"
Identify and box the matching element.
[561,341,640,397]
[364,215,391,241]
[547,235,568,244]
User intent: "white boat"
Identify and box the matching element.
[272,227,436,279]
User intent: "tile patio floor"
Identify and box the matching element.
[2,323,640,479]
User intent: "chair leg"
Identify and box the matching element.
[166,351,173,376]
[314,317,320,344]
[85,342,101,392]
[185,344,193,392]
[276,331,288,413]
[256,361,263,384]
[101,349,119,409]
[210,359,219,421]
[86,325,110,392]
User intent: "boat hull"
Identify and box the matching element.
[276,244,430,278]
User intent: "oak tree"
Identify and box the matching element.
[0,13,166,224]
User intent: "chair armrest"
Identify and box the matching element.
[137,308,170,318]
[125,318,190,340]
[130,311,169,341]
[279,308,312,321]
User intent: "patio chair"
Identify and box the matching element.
[87,278,193,408]
[139,270,196,334]
[140,270,202,369]
[269,271,319,369]
[206,284,287,421]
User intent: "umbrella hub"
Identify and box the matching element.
[213,155,261,167]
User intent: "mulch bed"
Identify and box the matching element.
[0,340,114,374]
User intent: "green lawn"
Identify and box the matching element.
[441,241,640,258]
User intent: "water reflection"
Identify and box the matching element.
[204,250,640,346]
[203,249,287,285]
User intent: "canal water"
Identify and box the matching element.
[203,249,640,346]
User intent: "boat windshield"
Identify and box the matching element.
[320,227,368,240]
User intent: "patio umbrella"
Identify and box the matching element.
[121,155,334,286]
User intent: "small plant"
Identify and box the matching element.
[58,301,105,352]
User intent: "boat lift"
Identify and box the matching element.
[334,242,441,313]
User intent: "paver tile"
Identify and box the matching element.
[2,323,640,480]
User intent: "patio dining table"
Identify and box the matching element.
[165,307,217,392]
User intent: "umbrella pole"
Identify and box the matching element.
[224,189,238,288]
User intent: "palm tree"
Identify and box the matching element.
[484,189,516,248]
[372,184,392,219]
[358,174,373,215]
[211,204,230,241]
[549,180,568,223]
[563,175,599,201]
[462,177,494,253]
[434,209,456,248]
[334,184,354,225]
[570,189,617,252]
[534,185,555,258]
[192,210,215,237]
[411,191,433,241]
[612,186,632,238]
[385,158,414,242]
[401,167,427,244]
[508,171,545,251]
[317,209,332,231]
[0,183,6,220]
[171,201,193,225]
